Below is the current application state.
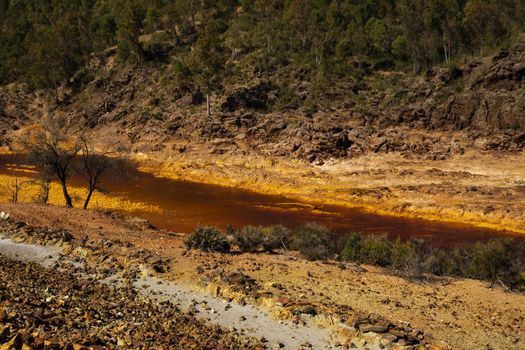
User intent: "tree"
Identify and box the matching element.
[2,176,24,203]
[17,115,81,208]
[465,0,508,56]
[365,17,391,57]
[427,0,462,63]
[78,135,112,209]
[115,0,145,64]
[189,19,228,117]
[397,0,432,72]
[33,163,54,204]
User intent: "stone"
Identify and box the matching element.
[360,324,389,333]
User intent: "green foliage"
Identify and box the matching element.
[339,232,525,290]
[365,17,391,56]
[233,225,265,252]
[260,225,290,251]
[116,0,145,64]
[290,223,338,261]
[391,35,408,60]
[185,226,230,253]
[341,233,362,261]
[391,238,416,272]
[359,234,392,267]
[276,83,301,111]
[0,0,524,94]
[188,18,228,94]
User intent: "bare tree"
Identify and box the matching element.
[33,165,54,204]
[78,135,112,209]
[3,176,24,203]
[17,115,81,208]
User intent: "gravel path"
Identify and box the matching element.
[0,237,369,349]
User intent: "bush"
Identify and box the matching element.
[391,238,416,272]
[234,226,264,252]
[234,225,290,252]
[290,223,338,260]
[341,231,524,290]
[341,233,363,262]
[185,226,230,253]
[261,225,290,252]
[423,248,454,276]
[359,234,392,267]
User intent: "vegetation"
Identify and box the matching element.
[186,222,525,291]
[15,115,123,209]
[232,225,290,252]
[0,173,162,213]
[17,116,81,207]
[1,0,524,108]
[289,222,340,260]
[340,232,525,290]
[185,226,231,253]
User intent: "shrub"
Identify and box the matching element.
[185,226,230,253]
[470,240,509,281]
[341,232,363,262]
[290,223,338,260]
[450,244,477,276]
[234,225,290,252]
[423,248,454,276]
[359,234,392,267]
[261,225,290,252]
[391,238,417,273]
[234,226,265,252]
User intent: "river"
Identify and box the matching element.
[0,154,522,247]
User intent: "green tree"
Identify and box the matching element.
[465,0,508,56]
[116,0,145,64]
[365,17,391,57]
[427,0,462,62]
[189,19,228,117]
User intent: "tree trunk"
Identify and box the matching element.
[83,188,94,209]
[60,179,73,208]
[40,182,50,204]
[206,93,211,117]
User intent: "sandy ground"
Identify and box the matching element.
[1,203,523,350]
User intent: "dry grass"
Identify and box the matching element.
[0,174,162,214]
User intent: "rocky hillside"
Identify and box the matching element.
[1,38,525,163]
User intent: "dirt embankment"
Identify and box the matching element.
[1,203,523,350]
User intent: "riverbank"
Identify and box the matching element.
[136,147,525,235]
[1,202,523,350]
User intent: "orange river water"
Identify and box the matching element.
[1,154,523,247]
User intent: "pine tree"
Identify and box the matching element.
[189,18,228,117]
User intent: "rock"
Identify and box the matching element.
[221,81,275,112]
[0,333,22,350]
[360,324,389,333]
[276,297,291,307]
[292,305,317,316]
[0,253,262,349]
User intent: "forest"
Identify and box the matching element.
[1,0,524,97]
